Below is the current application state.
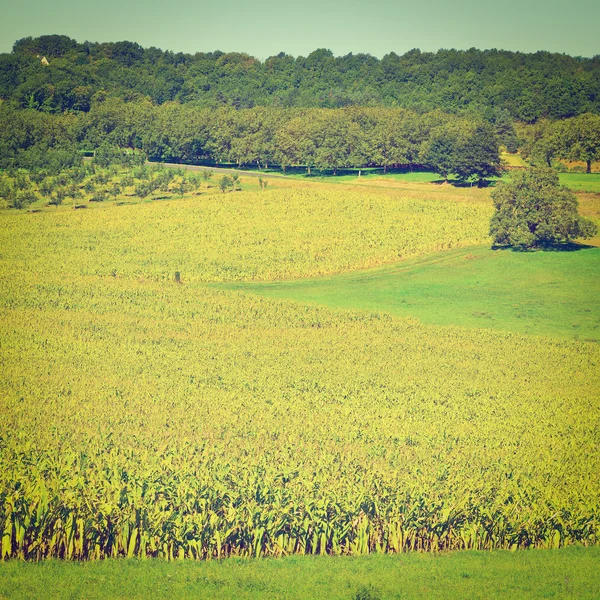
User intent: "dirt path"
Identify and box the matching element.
[159,163,291,180]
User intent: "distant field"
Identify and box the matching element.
[500,152,528,167]
[311,170,600,193]
[159,162,600,194]
[209,159,600,194]
[276,169,477,185]
[1,547,599,599]
[333,170,600,193]
[293,170,447,184]
[221,245,600,341]
[2,182,491,283]
[558,172,600,193]
[319,170,600,194]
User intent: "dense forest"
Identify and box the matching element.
[1,34,600,121]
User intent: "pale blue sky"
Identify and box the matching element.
[1,0,598,58]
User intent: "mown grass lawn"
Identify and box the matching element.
[558,173,600,193]
[221,245,600,341]
[1,547,598,599]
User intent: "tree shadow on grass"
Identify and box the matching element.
[492,241,596,252]
[430,179,500,188]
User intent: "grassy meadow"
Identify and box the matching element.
[557,173,600,193]
[293,169,600,193]
[0,171,599,596]
[246,159,600,194]
[222,245,600,341]
[2,547,600,599]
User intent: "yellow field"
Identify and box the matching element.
[0,180,598,560]
[500,152,528,167]
[4,183,491,283]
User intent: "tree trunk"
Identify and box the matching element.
[587,159,592,174]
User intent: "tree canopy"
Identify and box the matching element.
[489,168,597,249]
[0,101,504,177]
[521,114,600,172]
[1,35,599,121]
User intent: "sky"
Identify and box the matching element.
[1,0,598,59]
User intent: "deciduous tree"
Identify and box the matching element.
[490,168,597,248]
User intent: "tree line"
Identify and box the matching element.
[0,101,509,183]
[519,114,600,173]
[1,34,599,121]
[2,101,599,182]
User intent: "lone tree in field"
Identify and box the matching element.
[489,168,597,249]
[218,175,233,193]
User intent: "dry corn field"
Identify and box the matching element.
[0,183,598,560]
[2,183,492,282]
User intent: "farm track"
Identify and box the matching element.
[159,162,291,179]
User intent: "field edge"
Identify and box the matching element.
[1,546,599,600]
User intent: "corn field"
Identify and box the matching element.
[1,183,492,283]
[0,184,598,560]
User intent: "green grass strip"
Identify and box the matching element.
[1,547,598,599]
[221,246,600,341]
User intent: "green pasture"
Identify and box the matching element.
[273,168,469,184]
[1,547,598,600]
[558,172,600,193]
[221,245,600,341]
[213,163,600,192]
[286,170,600,191]
[298,170,447,184]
